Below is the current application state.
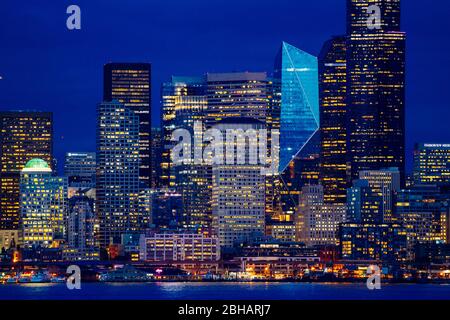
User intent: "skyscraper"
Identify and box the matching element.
[206,72,270,125]
[319,36,347,204]
[20,159,67,249]
[346,0,406,182]
[104,63,151,189]
[0,111,53,230]
[359,167,400,223]
[150,127,162,189]
[161,76,212,234]
[96,101,141,247]
[274,42,319,173]
[160,76,206,188]
[211,119,266,248]
[64,152,96,199]
[274,42,320,222]
[413,143,450,186]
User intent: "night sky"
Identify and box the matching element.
[1,0,449,173]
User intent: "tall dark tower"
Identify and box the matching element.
[0,111,53,230]
[346,0,406,183]
[319,36,347,204]
[104,63,151,189]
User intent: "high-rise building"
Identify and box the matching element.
[211,119,266,248]
[413,143,450,186]
[161,76,212,234]
[319,36,347,204]
[104,63,151,188]
[206,72,269,125]
[142,188,183,231]
[20,159,67,249]
[150,127,162,188]
[395,185,449,245]
[0,111,53,230]
[206,72,280,224]
[346,0,406,182]
[64,190,99,261]
[274,42,319,173]
[279,130,320,220]
[96,101,141,247]
[347,179,382,224]
[273,42,320,222]
[64,152,96,200]
[359,167,400,223]
[296,185,346,246]
[160,76,206,188]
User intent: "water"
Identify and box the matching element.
[1,282,450,300]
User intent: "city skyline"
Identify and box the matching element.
[1,1,450,172]
[1,1,450,302]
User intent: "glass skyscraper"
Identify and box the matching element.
[274,42,319,173]
[346,0,406,182]
[103,63,152,189]
[319,36,348,205]
[96,101,141,247]
[0,111,53,230]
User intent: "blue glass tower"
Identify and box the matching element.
[274,42,319,173]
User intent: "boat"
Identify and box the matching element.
[5,276,18,284]
[99,265,152,282]
[51,276,66,283]
[30,272,50,283]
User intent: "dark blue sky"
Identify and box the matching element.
[1,0,449,172]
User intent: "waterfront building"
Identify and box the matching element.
[20,159,67,249]
[413,143,450,186]
[96,101,141,247]
[395,185,449,245]
[346,0,406,182]
[339,223,408,262]
[359,167,401,223]
[211,119,266,248]
[319,36,347,204]
[0,111,53,230]
[296,185,346,246]
[104,63,152,188]
[139,233,220,262]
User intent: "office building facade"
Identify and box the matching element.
[0,111,53,230]
[104,63,151,188]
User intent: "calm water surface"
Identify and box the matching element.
[1,282,450,300]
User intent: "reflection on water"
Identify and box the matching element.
[1,283,449,300]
